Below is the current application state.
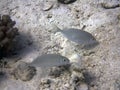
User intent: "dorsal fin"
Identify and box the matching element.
[81,25,86,30]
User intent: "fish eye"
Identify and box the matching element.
[63,58,66,62]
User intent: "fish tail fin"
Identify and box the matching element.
[49,24,62,34]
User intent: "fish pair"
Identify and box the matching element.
[30,26,99,68]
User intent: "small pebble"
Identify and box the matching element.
[40,78,51,85]
[64,83,70,88]
[70,72,84,85]
[75,83,88,90]
[58,0,76,4]
[69,53,81,63]
[40,78,52,88]
[47,14,52,18]
[42,1,53,11]
[101,3,120,9]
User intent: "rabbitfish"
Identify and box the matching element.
[54,26,97,46]
[30,54,70,67]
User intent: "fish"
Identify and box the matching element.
[53,25,99,48]
[29,54,70,67]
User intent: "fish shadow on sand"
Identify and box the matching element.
[82,71,97,86]
[75,41,99,50]
[82,41,99,50]
[48,64,71,77]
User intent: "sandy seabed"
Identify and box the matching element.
[0,0,120,90]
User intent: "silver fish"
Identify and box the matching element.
[30,54,70,67]
[54,26,98,47]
